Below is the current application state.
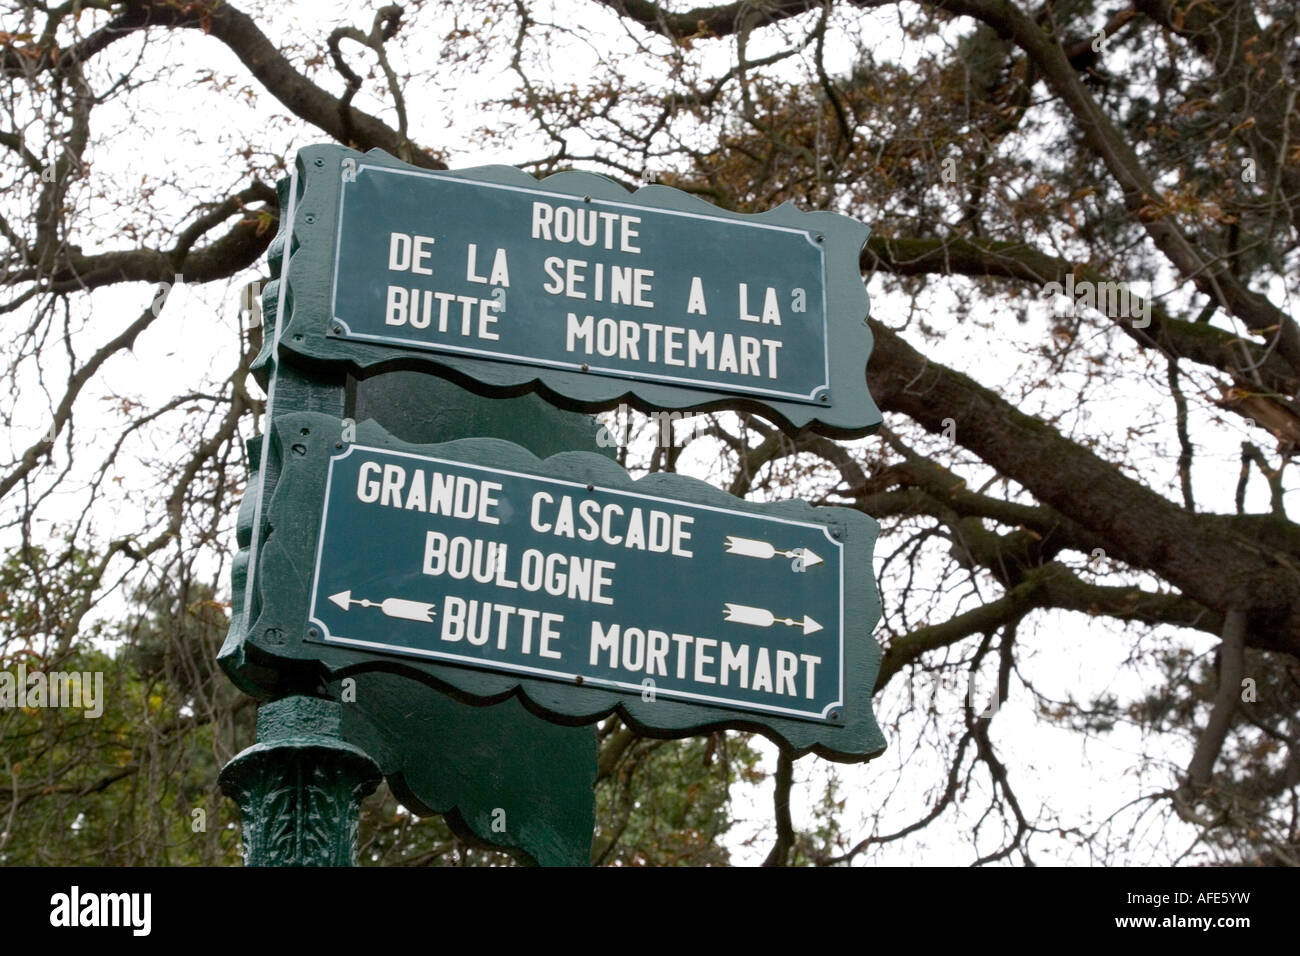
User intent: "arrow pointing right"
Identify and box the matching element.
[723,603,823,635]
[723,535,823,569]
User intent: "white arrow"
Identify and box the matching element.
[328,590,436,623]
[723,535,823,568]
[723,602,824,635]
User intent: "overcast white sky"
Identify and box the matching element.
[5,0,1288,865]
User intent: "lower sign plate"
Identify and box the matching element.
[245,412,884,760]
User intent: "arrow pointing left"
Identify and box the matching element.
[328,590,437,623]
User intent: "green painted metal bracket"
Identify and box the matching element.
[334,673,596,867]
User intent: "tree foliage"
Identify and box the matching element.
[2,0,1299,865]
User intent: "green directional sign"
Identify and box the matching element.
[309,443,848,723]
[241,411,883,759]
[216,160,887,870]
[275,144,881,437]
[332,165,828,404]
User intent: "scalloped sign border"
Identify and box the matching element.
[244,412,884,761]
[277,145,881,438]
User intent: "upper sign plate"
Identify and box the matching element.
[276,145,881,437]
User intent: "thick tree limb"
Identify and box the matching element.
[598,0,1300,378]
[867,319,1300,652]
[921,0,1300,378]
[186,1,444,168]
[865,227,1300,443]
[3,1,446,168]
[592,0,823,40]
[877,579,1038,690]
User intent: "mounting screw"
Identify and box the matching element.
[581,363,590,372]
[314,157,325,167]
[308,627,319,638]
[583,195,591,203]
[819,393,830,403]
[586,483,594,492]
[332,324,343,334]
[830,526,842,538]
[574,675,585,685]
[304,214,316,225]
[335,441,344,449]
[829,709,841,721]
[816,234,824,242]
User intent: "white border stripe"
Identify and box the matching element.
[328,164,833,404]
[305,444,846,723]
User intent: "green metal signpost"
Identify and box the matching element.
[219,144,884,867]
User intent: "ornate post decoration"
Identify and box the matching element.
[220,695,382,867]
